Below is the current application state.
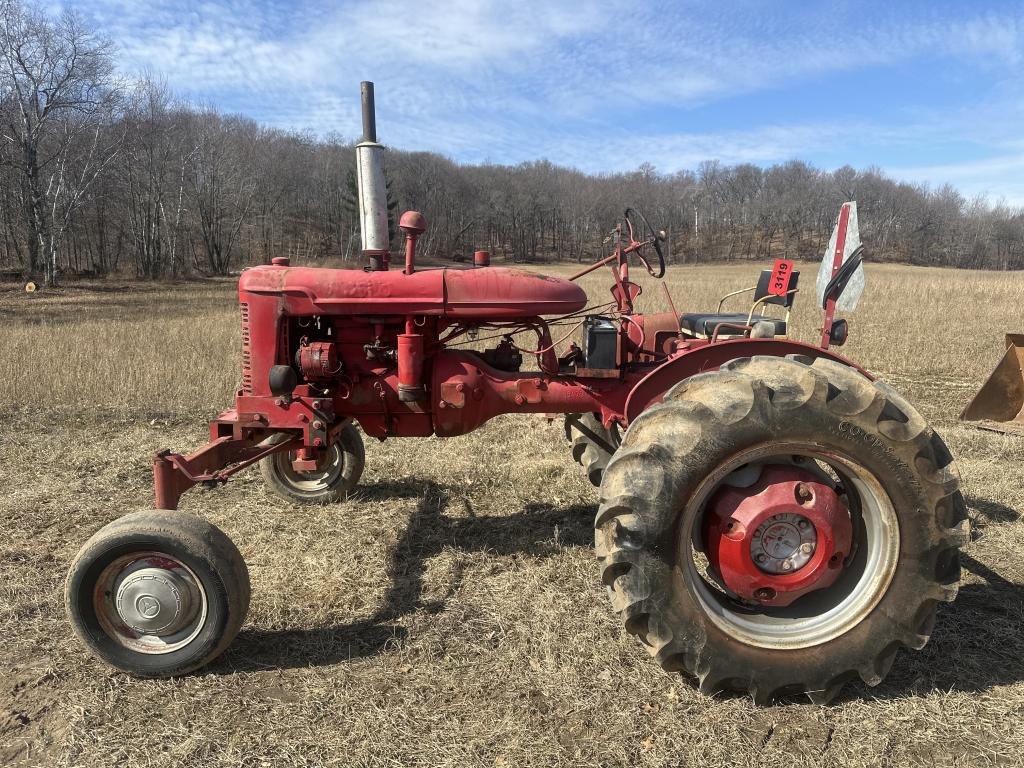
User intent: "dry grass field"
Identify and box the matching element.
[2,261,1024,767]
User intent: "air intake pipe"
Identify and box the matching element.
[356,81,390,270]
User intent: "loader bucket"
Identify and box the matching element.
[961,334,1024,434]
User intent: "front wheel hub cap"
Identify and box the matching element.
[703,465,853,607]
[115,565,196,635]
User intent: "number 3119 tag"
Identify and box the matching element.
[769,258,795,297]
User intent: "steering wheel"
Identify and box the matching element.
[623,207,666,279]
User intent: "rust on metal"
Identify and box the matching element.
[961,333,1024,430]
[820,203,850,347]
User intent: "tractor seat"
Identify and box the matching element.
[680,267,800,339]
[679,313,788,339]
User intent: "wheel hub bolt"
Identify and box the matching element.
[782,560,793,571]
[756,553,768,564]
[800,542,814,554]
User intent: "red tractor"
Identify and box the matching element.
[66,84,967,704]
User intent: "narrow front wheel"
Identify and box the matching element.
[65,510,250,677]
[259,424,365,504]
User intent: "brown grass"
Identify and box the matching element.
[2,263,1024,766]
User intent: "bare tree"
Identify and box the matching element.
[0,0,123,285]
[187,112,257,275]
[2,4,1023,281]
[117,78,194,278]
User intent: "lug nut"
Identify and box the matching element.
[782,560,793,571]
[800,543,814,554]
[312,420,323,429]
[795,483,813,504]
[756,553,768,564]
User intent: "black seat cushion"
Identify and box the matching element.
[679,313,787,338]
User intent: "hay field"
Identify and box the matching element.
[2,262,1024,767]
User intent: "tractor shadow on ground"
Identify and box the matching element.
[963,493,1021,530]
[222,488,1024,700]
[835,493,1024,702]
[221,478,595,673]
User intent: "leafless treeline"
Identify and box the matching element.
[3,2,1024,286]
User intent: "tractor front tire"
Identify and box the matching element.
[66,510,250,678]
[595,355,968,704]
[260,424,365,504]
[565,413,619,487]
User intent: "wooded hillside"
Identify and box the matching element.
[3,1,1023,285]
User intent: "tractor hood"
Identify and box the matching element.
[238,264,587,319]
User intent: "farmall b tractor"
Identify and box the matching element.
[66,83,967,704]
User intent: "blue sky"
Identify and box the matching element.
[61,0,1024,204]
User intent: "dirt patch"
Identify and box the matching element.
[0,668,66,768]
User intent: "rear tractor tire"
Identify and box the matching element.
[565,412,620,487]
[66,510,250,677]
[595,355,968,704]
[260,423,365,504]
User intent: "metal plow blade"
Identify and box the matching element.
[961,334,1024,435]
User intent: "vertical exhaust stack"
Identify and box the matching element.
[356,81,390,270]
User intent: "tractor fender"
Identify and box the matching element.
[623,338,871,425]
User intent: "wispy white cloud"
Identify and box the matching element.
[83,0,1024,116]
[60,0,1024,203]
[889,151,1024,207]
[552,122,865,172]
[949,12,1024,66]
